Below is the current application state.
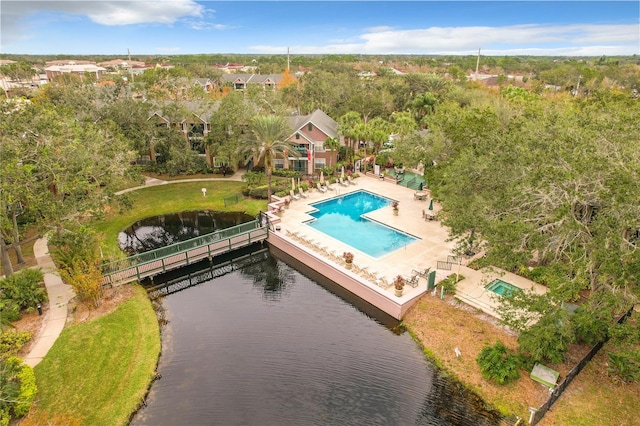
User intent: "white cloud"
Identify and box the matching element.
[252,23,639,56]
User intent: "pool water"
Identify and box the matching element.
[305,190,418,258]
[485,279,521,297]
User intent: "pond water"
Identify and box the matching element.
[118,211,253,254]
[127,212,509,425]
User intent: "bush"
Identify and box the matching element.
[0,299,21,323]
[607,351,640,382]
[572,305,610,345]
[49,226,101,270]
[0,330,32,357]
[0,357,36,422]
[518,310,574,364]
[477,342,522,384]
[0,269,46,311]
[439,274,464,295]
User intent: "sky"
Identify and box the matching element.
[1,1,638,56]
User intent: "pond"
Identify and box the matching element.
[126,212,508,425]
[118,211,254,254]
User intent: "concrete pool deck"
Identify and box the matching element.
[267,174,457,319]
[266,173,547,320]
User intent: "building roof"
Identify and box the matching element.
[220,73,282,84]
[45,64,106,73]
[287,109,338,139]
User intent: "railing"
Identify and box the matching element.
[101,219,268,286]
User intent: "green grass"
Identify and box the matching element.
[96,181,267,256]
[32,286,160,426]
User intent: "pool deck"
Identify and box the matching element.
[266,174,547,320]
[266,174,457,319]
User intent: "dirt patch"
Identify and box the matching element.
[404,293,593,420]
[66,285,138,325]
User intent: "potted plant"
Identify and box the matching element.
[393,275,405,297]
[392,201,399,216]
[284,198,291,209]
[343,252,354,269]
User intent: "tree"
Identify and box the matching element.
[207,91,253,167]
[240,115,298,202]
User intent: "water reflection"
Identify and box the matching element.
[118,211,253,254]
[133,252,508,426]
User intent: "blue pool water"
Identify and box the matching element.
[485,279,521,297]
[305,190,418,258]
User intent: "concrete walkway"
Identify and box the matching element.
[23,236,75,367]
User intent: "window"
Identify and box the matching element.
[314,158,326,170]
[308,123,313,131]
[314,143,325,152]
[274,159,285,169]
[295,133,300,140]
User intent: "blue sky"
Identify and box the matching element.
[2,1,638,56]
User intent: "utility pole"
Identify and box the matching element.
[287,47,290,72]
[128,48,134,83]
[474,48,481,81]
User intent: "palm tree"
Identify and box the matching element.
[240,115,298,202]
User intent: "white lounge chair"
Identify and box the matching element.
[339,178,348,187]
[316,182,327,193]
[290,190,300,201]
[347,176,357,185]
[298,187,308,198]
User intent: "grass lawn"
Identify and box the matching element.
[29,285,160,426]
[96,181,267,256]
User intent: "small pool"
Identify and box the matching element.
[485,279,521,297]
[305,190,418,258]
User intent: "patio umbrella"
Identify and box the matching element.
[419,182,424,191]
[341,166,345,180]
[428,199,434,211]
[320,171,324,185]
[291,177,296,191]
[297,177,301,189]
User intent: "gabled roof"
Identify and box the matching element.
[287,109,338,140]
[220,74,282,84]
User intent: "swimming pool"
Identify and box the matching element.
[305,190,419,258]
[485,279,521,297]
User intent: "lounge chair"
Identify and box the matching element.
[316,182,327,193]
[347,176,357,185]
[412,266,431,279]
[298,187,308,198]
[403,274,420,288]
[339,178,348,187]
[290,190,300,201]
[326,180,336,191]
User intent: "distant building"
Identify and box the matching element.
[220,74,282,91]
[44,62,106,80]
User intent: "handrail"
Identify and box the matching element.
[102,219,261,274]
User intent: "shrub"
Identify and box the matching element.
[49,226,101,270]
[607,351,640,382]
[0,357,36,422]
[59,260,103,309]
[0,330,32,357]
[0,299,21,324]
[572,305,610,345]
[518,309,574,364]
[0,269,46,311]
[476,342,521,384]
[439,274,464,295]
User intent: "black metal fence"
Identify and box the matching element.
[530,305,635,425]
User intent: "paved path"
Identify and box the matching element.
[23,237,75,367]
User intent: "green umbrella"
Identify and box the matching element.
[428,199,434,211]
